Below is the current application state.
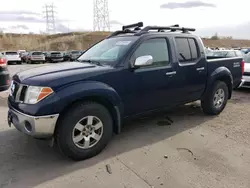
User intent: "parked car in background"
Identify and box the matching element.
[42,51,51,62]
[239,53,250,88]
[0,53,10,91]
[2,51,22,65]
[17,50,26,57]
[69,50,82,61]
[62,51,71,61]
[7,22,244,160]
[26,51,45,64]
[62,51,69,61]
[208,50,243,58]
[20,52,29,63]
[49,51,64,63]
[241,48,250,54]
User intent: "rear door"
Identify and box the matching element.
[173,37,207,102]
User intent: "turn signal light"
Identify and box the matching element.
[37,87,53,102]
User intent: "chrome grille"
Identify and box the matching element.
[11,81,27,103]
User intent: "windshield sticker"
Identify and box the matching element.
[115,41,131,46]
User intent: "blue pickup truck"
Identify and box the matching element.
[7,22,244,160]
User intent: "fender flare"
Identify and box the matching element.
[203,66,233,99]
[55,81,123,133]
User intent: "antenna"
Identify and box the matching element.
[93,0,110,31]
[43,3,56,34]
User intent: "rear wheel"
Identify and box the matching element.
[55,101,113,161]
[201,81,229,115]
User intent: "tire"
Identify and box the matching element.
[201,81,229,115]
[55,101,113,161]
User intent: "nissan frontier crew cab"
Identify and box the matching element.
[7,22,244,161]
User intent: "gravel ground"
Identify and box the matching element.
[0,64,250,188]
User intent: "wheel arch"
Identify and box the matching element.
[55,95,122,135]
[203,67,233,99]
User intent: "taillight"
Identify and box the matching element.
[0,57,7,67]
[241,59,245,77]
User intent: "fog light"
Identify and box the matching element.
[24,121,32,133]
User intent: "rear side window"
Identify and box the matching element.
[6,51,18,55]
[32,52,43,55]
[175,38,199,63]
[51,52,61,55]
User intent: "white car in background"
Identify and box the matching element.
[239,54,250,88]
[2,51,22,65]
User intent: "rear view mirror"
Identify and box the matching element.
[134,55,153,67]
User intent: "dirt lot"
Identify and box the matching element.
[1,32,250,51]
[0,65,250,188]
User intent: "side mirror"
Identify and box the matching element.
[134,55,153,67]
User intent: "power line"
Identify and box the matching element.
[93,0,110,31]
[43,3,56,34]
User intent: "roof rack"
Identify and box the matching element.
[107,22,144,38]
[139,26,195,34]
[107,22,195,38]
[122,22,143,31]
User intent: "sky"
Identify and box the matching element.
[0,0,250,38]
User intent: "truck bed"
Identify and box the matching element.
[206,56,243,88]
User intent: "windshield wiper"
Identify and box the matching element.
[77,59,103,66]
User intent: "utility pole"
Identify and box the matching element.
[43,3,56,34]
[93,0,110,31]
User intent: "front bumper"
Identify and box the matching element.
[8,107,59,138]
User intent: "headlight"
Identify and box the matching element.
[24,86,53,104]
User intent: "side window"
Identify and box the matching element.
[175,37,199,63]
[188,38,198,60]
[133,38,169,67]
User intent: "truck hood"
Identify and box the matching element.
[13,61,114,87]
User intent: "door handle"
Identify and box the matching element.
[196,67,205,71]
[166,71,176,76]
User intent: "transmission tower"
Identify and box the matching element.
[93,0,110,31]
[43,4,56,34]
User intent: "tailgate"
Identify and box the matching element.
[207,57,243,88]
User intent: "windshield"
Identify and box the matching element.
[6,52,18,55]
[77,36,138,64]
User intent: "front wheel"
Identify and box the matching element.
[55,102,113,161]
[201,81,229,115]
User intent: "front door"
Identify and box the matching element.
[122,38,178,116]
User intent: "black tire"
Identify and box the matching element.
[201,81,229,115]
[55,101,113,161]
